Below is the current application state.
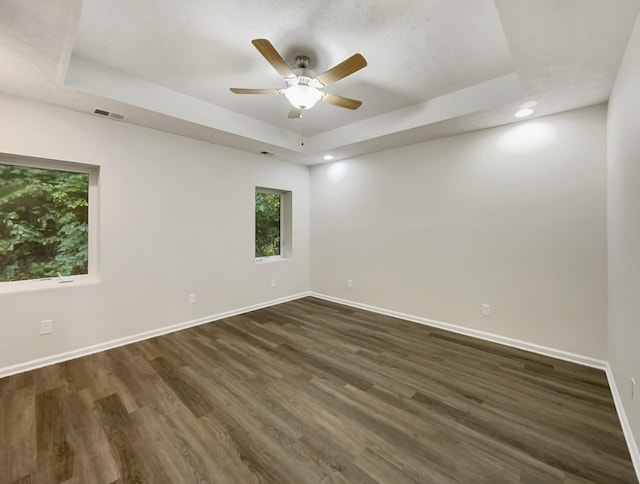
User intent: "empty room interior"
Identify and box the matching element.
[1,0,640,482]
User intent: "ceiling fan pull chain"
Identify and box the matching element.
[301,114,304,146]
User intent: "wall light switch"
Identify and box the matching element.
[271,279,277,288]
[188,293,197,304]
[481,304,491,316]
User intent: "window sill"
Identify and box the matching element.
[0,275,100,295]
[255,256,292,264]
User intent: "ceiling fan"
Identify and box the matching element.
[230,39,367,119]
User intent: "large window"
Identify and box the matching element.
[0,159,93,283]
[255,187,292,261]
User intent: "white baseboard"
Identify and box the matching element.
[310,292,607,369]
[0,292,311,379]
[3,291,605,377]
[310,292,639,481]
[605,364,640,479]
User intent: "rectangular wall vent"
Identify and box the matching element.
[93,109,127,121]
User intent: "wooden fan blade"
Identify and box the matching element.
[252,39,295,79]
[230,88,280,94]
[316,53,367,87]
[288,107,301,119]
[322,92,362,110]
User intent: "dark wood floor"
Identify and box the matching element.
[0,297,636,483]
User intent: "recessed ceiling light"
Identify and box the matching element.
[323,155,335,161]
[519,101,538,109]
[515,108,534,118]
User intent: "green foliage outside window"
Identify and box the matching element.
[255,192,281,258]
[0,163,89,282]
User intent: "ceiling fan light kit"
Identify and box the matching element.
[282,84,323,110]
[230,39,367,117]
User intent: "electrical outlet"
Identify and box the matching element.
[40,320,53,335]
[632,377,636,401]
[347,279,353,289]
[271,278,277,288]
[188,293,196,304]
[481,304,491,316]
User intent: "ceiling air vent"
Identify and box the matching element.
[93,108,127,121]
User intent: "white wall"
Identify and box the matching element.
[608,13,640,450]
[0,95,610,371]
[0,94,310,371]
[311,105,607,358]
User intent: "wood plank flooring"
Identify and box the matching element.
[0,297,636,483]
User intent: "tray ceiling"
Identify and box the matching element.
[1,0,639,164]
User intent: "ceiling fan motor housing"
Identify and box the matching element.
[295,55,311,69]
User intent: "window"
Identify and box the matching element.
[0,157,96,283]
[255,187,292,261]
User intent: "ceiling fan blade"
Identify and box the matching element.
[288,107,301,119]
[322,92,362,110]
[316,53,367,87]
[230,88,280,94]
[252,39,295,79]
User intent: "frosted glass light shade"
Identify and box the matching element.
[284,85,323,110]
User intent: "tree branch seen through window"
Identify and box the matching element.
[255,191,281,258]
[0,163,89,282]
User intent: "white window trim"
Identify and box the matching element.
[0,275,100,294]
[0,153,100,291]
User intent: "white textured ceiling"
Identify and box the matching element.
[1,0,639,164]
